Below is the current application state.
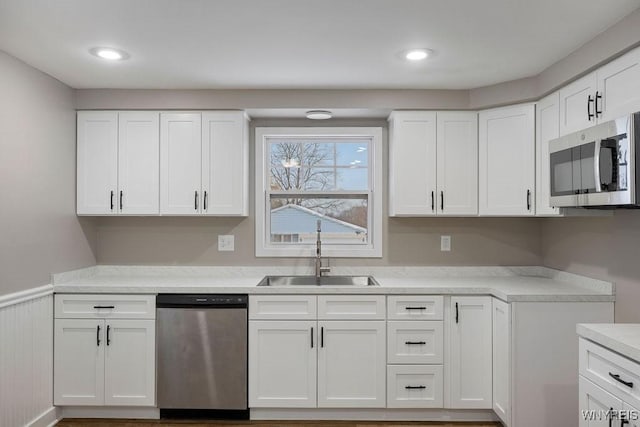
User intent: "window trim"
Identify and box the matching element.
[255,127,383,258]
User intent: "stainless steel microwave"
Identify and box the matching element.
[549,112,640,208]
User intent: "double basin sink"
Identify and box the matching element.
[257,275,380,287]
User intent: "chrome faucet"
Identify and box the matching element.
[315,220,330,279]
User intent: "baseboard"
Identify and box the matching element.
[59,406,160,420]
[27,407,59,427]
[250,408,500,421]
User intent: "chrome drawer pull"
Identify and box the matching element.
[609,372,634,388]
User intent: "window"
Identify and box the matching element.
[255,127,382,257]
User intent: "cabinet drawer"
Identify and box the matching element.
[580,338,640,408]
[387,321,443,364]
[387,365,443,408]
[249,295,316,320]
[55,294,155,319]
[317,295,385,320]
[387,296,443,320]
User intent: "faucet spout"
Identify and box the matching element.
[315,220,330,279]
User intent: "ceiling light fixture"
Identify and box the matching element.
[405,49,431,61]
[306,110,332,120]
[90,47,130,61]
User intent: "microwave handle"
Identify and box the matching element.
[593,139,601,193]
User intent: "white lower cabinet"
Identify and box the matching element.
[317,320,386,408]
[579,376,623,427]
[248,320,317,408]
[492,298,511,425]
[54,295,156,407]
[248,295,386,409]
[449,296,493,409]
[387,365,443,408]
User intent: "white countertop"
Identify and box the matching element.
[577,323,640,362]
[52,265,614,303]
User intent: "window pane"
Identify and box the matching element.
[336,168,368,190]
[336,141,369,167]
[270,198,368,245]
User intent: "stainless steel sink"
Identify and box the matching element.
[257,275,380,287]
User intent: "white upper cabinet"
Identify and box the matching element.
[559,73,598,136]
[201,111,249,216]
[436,111,478,216]
[388,111,437,216]
[449,296,493,409]
[478,104,535,216]
[596,47,640,122]
[388,111,477,217]
[535,92,562,216]
[160,113,202,215]
[77,112,118,215]
[560,46,640,136]
[117,112,160,215]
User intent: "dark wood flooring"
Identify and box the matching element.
[55,420,501,427]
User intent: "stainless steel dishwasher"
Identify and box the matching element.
[156,294,248,418]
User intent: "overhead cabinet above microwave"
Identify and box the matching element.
[76,111,249,216]
[559,47,640,137]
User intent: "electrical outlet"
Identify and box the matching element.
[441,235,451,252]
[218,235,235,252]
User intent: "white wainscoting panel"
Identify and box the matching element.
[0,285,56,427]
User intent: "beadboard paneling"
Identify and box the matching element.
[0,289,55,427]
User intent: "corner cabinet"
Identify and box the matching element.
[535,92,563,216]
[77,110,249,216]
[388,111,478,217]
[77,111,160,215]
[448,296,493,409]
[478,104,535,216]
[53,294,156,407]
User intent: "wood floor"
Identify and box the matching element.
[55,420,501,427]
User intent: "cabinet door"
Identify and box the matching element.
[492,298,511,425]
[436,111,478,216]
[77,112,118,215]
[388,111,437,216]
[118,112,160,215]
[160,113,202,215]
[478,104,535,216]
[249,321,317,408]
[597,47,640,122]
[559,72,597,136]
[449,296,492,409]
[579,376,623,427]
[104,320,155,406]
[54,319,105,405]
[201,111,249,216]
[535,92,562,216]
[318,320,386,408]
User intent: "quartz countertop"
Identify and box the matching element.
[52,265,614,303]
[577,323,640,362]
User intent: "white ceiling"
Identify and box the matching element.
[0,0,639,90]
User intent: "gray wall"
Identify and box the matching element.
[542,211,640,323]
[0,52,96,296]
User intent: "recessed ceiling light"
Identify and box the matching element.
[405,49,431,61]
[306,110,332,120]
[90,47,129,61]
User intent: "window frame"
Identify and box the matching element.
[255,127,383,258]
